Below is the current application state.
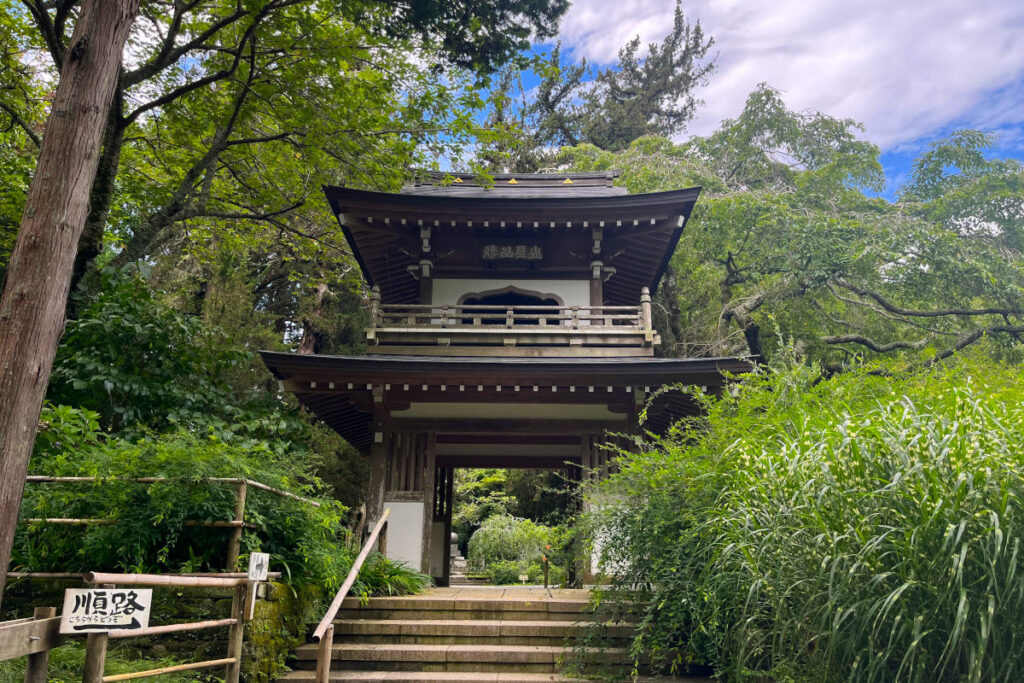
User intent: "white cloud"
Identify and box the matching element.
[553,0,1024,150]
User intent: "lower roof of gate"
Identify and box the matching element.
[260,351,754,454]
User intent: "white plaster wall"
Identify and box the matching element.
[382,501,424,571]
[432,278,589,307]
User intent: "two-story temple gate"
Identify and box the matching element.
[261,171,751,585]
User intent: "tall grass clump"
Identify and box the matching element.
[591,356,1024,682]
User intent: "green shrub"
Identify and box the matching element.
[468,513,551,567]
[593,357,1024,682]
[17,410,348,585]
[466,514,571,585]
[486,559,532,585]
[50,269,247,432]
[353,554,433,597]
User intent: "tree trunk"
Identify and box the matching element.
[70,85,127,300]
[0,0,138,608]
[298,282,330,355]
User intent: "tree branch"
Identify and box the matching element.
[821,334,928,353]
[928,324,1024,365]
[0,101,41,147]
[123,1,246,87]
[833,277,1024,318]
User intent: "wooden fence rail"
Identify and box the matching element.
[20,476,319,570]
[0,607,60,683]
[76,573,264,683]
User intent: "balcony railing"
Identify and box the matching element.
[365,287,658,356]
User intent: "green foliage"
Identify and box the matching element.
[592,356,1024,681]
[480,2,713,170]
[352,554,433,598]
[579,2,714,151]
[50,269,247,431]
[0,641,194,683]
[17,404,428,598]
[468,514,550,566]
[560,87,1024,367]
[19,408,347,581]
[453,469,515,545]
[452,468,572,552]
[47,269,369,506]
[465,513,571,585]
[0,5,45,288]
[485,559,565,586]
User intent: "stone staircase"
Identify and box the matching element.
[276,587,706,682]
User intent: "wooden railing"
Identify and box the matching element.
[20,476,320,571]
[78,572,275,683]
[310,508,390,683]
[0,607,60,683]
[366,287,658,356]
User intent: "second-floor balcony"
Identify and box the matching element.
[366,288,658,357]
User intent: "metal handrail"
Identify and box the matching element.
[310,508,390,683]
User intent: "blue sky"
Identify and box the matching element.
[533,0,1024,199]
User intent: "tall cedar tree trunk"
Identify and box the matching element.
[0,0,138,606]
[71,87,127,298]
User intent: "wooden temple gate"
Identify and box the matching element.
[261,171,752,585]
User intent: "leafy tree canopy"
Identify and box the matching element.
[481,1,714,171]
[560,85,1024,367]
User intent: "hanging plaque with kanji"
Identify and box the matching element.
[60,588,152,633]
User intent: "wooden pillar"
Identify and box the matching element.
[420,433,436,574]
[316,623,334,683]
[640,287,653,344]
[24,606,56,683]
[590,226,603,310]
[442,467,454,586]
[82,633,108,683]
[368,286,381,338]
[419,225,433,305]
[590,261,603,309]
[83,584,113,683]
[419,261,432,305]
[365,394,389,528]
[226,481,247,570]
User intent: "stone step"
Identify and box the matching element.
[277,671,711,682]
[293,643,630,673]
[337,596,618,623]
[331,619,633,646]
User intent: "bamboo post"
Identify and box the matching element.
[378,521,388,556]
[83,584,113,683]
[23,606,55,683]
[316,623,334,683]
[226,481,247,570]
[224,584,246,683]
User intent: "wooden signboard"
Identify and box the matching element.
[59,588,152,634]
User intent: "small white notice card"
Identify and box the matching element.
[248,552,270,581]
[60,588,152,634]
